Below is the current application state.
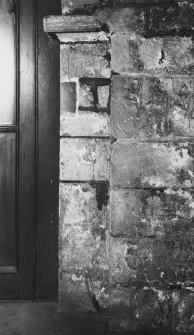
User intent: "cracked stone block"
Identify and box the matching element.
[60,138,110,181]
[60,111,110,137]
[60,81,77,114]
[97,85,110,109]
[61,44,111,79]
[110,286,171,332]
[110,236,194,284]
[111,34,194,75]
[111,140,194,188]
[172,290,194,333]
[59,183,109,269]
[110,188,194,238]
[111,75,194,138]
[59,268,109,312]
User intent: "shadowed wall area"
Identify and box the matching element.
[45,0,194,333]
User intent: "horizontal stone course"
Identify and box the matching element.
[61,44,111,79]
[111,75,194,139]
[111,140,194,188]
[110,188,194,238]
[111,34,194,75]
[60,138,110,181]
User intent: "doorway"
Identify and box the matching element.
[0,0,60,300]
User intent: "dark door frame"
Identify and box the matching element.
[19,0,60,301]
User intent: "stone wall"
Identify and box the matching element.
[45,0,194,333]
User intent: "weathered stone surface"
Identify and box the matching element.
[111,34,194,75]
[110,188,194,238]
[61,44,111,79]
[59,224,108,269]
[79,82,94,108]
[57,31,110,43]
[60,112,110,137]
[97,85,110,108]
[111,140,194,188]
[79,78,110,111]
[111,75,194,139]
[172,290,194,333]
[59,183,109,226]
[61,0,112,14]
[110,236,194,284]
[60,81,77,114]
[96,7,145,34]
[148,3,194,35]
[60,138,110,180]
[59,269,109,312]
[110,286,171,332]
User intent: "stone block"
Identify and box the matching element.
[111,140,194,188]
[111,33,194,75]
[59,224,108,269]
[110,236,194,284]
[60,111,110,137]
[110,188,194,238]
[110,286,171,332]
[60,81,77,114]
[79,78,110,111]
[59,182,108,227]
[61,44,111,80]
[172,290,194,333]
[110,234,194,287]
[60,138,110,181]
[111,75,194,139]
[148,3,194,35]
[59,268,109,312]
[96,7,145,34]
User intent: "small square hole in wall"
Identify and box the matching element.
[60,81,77,114]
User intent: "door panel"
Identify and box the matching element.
[0,134,16,270]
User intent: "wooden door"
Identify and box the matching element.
[0,0,36,299]
[0,0,60,300]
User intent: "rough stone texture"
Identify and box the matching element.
[110,236,194,284]
[57,31,110,43]
[61,44,111,79]
[57,0,194,332]
[172,290,194,333]
[60,138,110,181]
[96,7,145,34]
[110,286,171,332]
[111,75,194,139]
[148,3,194,35]
[61,0,112,14]
[59,269,109,312]
[111,34,194,75]
[59,183,109,311]
[111,140,194,188]
[60,112,110,137]
[97,85,110,109]
[110,188,194,238]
